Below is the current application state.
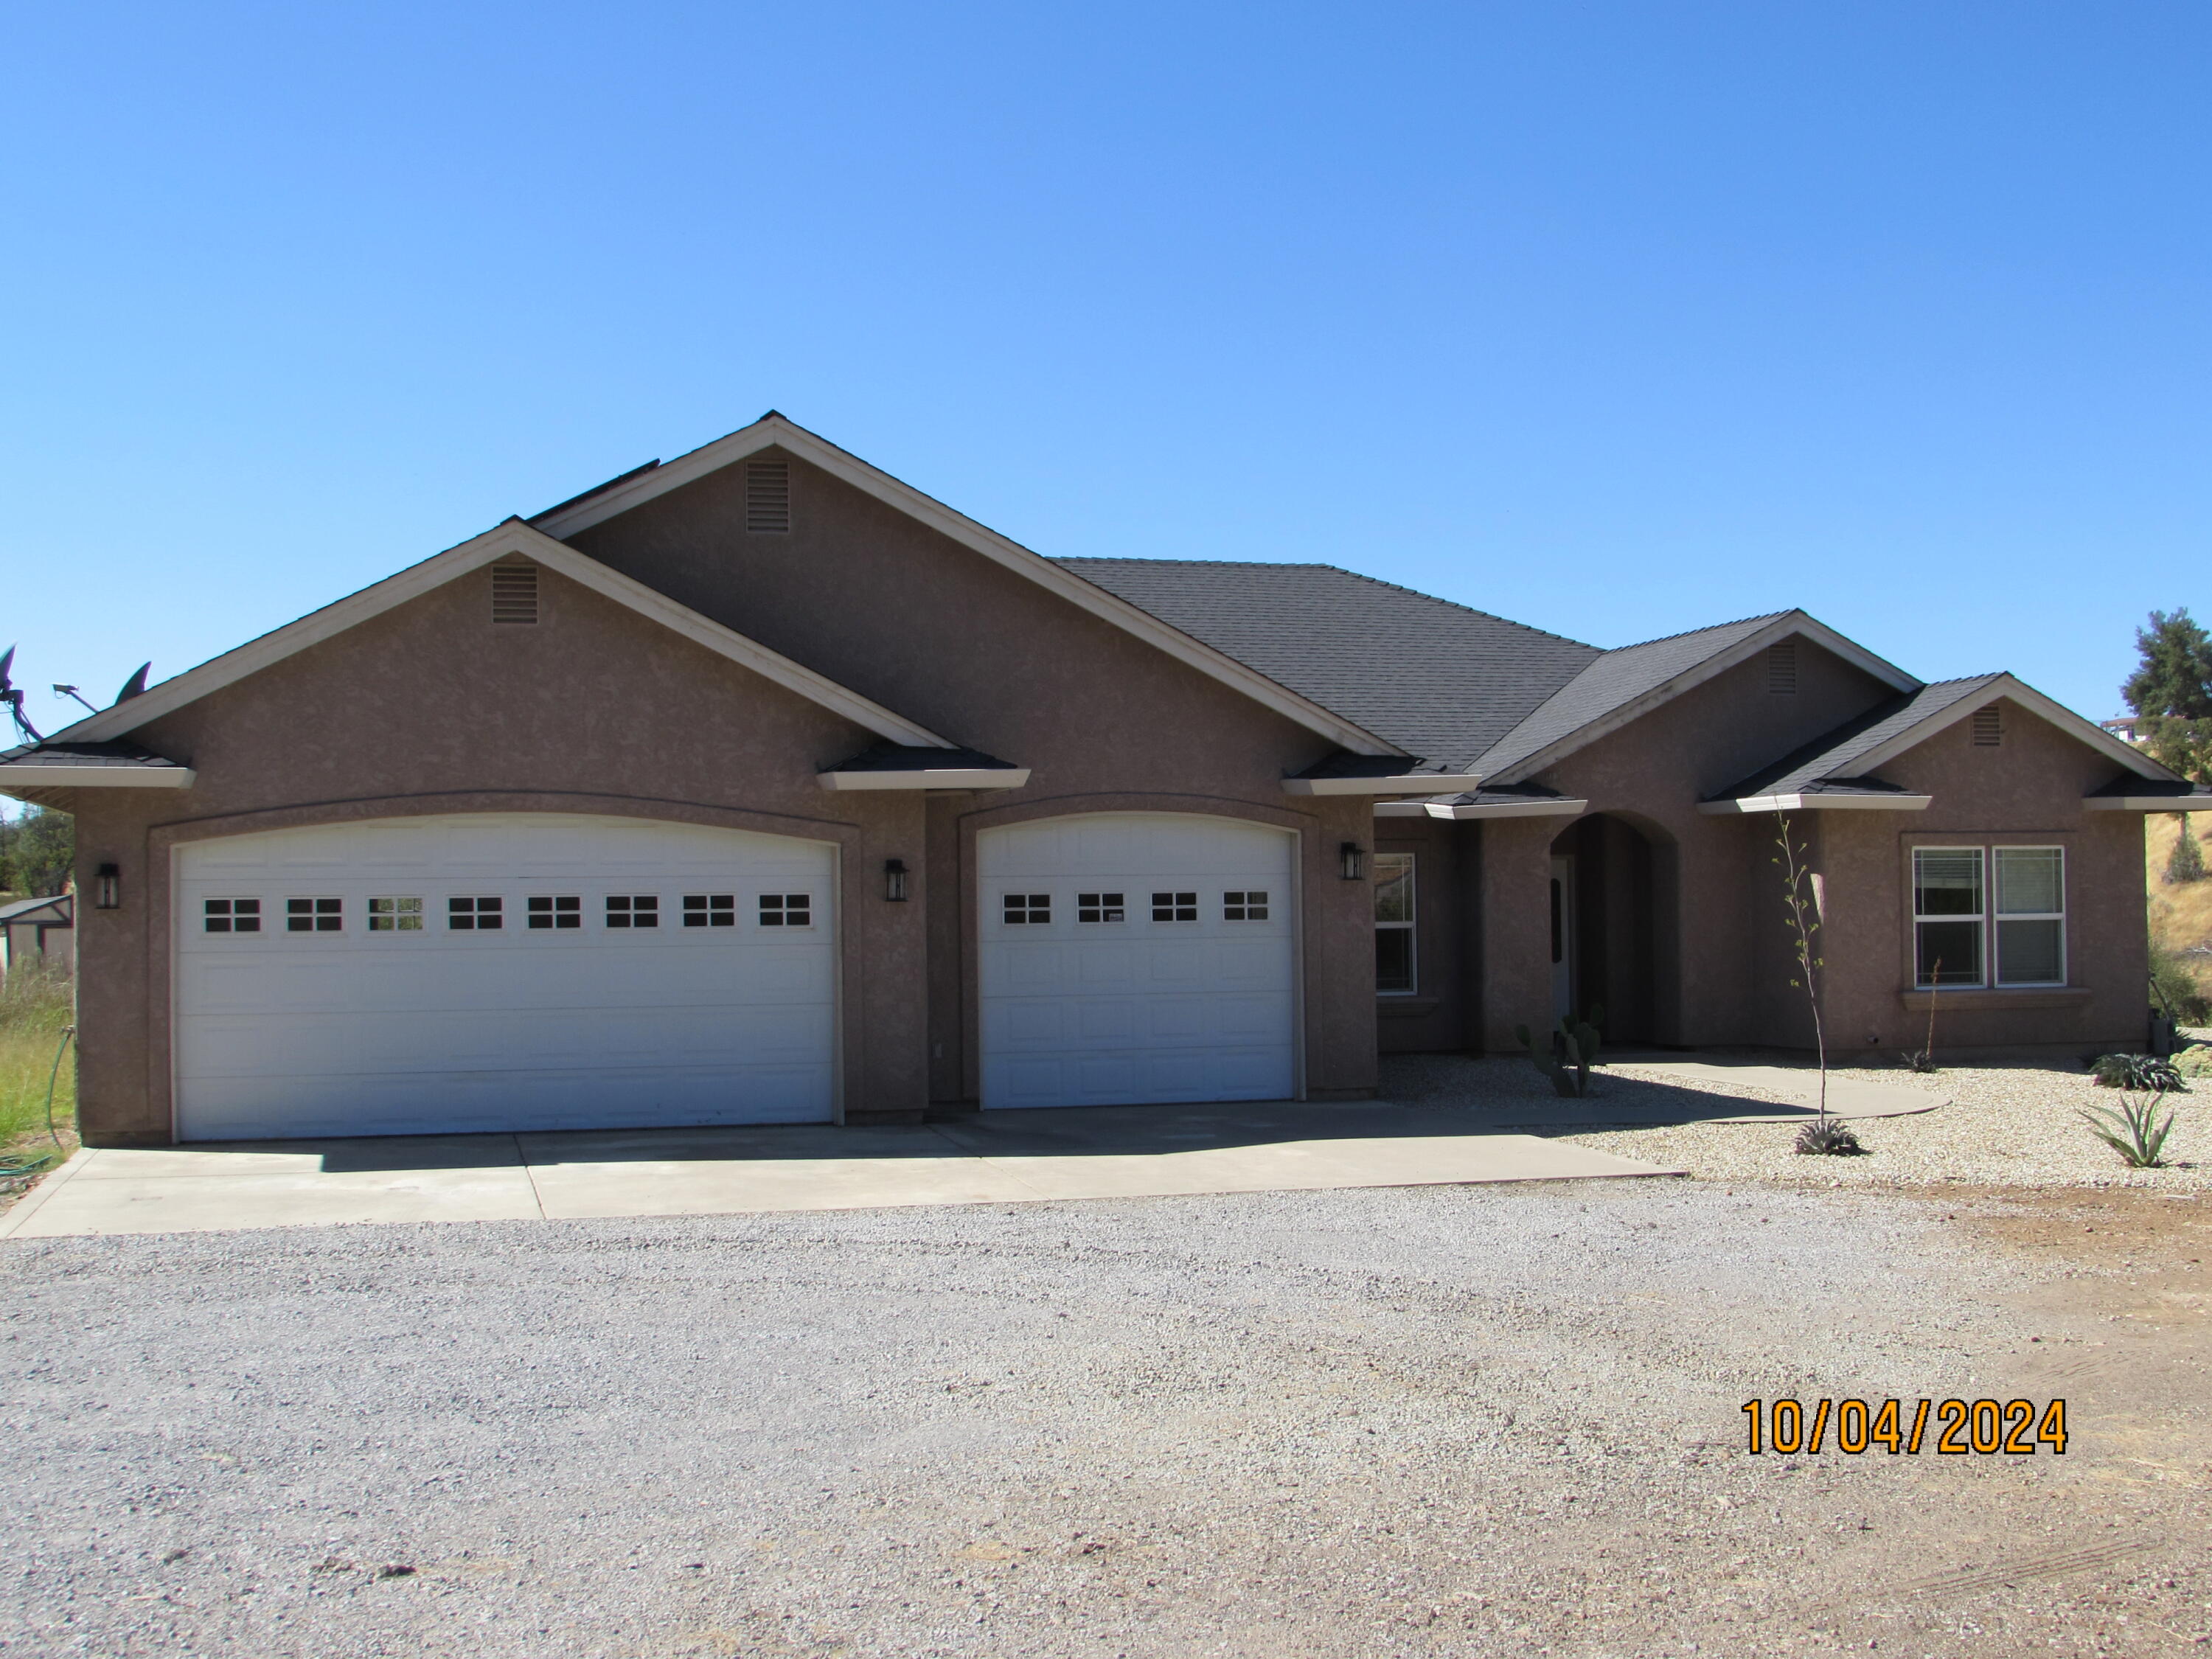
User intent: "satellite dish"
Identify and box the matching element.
[0,644,41,743]
[114,663,150,704]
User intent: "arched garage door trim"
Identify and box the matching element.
[972,810,1304,1110]
[156,797,856,1140]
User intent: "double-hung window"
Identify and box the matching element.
[1374,852,1416,994]
[1912,846,2065,988]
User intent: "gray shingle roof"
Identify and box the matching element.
[1712,675,2003,800]
[1469,613,1792,782]
[1056,560,1601,771]
[0,741,188,773]
[0,894,70,925]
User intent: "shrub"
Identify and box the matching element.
[1514,1008,1603,1099]
[2176,1044,2212,1079]
[2078,1093,2180,1169]
[2091,1052,2188,1092]
[2149,942,2211,1028]
[1794,1119,1865,1156]
[2168,815,2206,884]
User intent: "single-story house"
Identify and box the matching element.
[0,891,74,983]
[4,414,2197,1145]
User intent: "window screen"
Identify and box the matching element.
[1913,849,1983,986]
[1994,847,2065,986]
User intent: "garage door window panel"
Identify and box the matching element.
[684,894,737,928]
[368,897,422,933]
[527,895,581,930]
[448,896,504,931]
[1077,892,1124,923]
[759,894,813,928]
[1003,893,1050,925]
[204,898,262,934]
[1223,890,1269,921]
[1150,891,1197,922]
[284,897,342,933]
[607,894,659,928]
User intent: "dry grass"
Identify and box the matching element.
[0,966,76,1182]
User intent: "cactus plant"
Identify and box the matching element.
[1515,1006,1604,1098]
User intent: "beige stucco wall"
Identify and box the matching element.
[1452,647,2148,1057]
[58,450,1388,1141]
[1813,700,2148,1057]
[569,450,1384,1103]
[58,562,931,1143]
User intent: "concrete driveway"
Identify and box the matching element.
[0,1099,1680,1239]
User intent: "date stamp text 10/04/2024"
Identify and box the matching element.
[1742,1398,2067,1456]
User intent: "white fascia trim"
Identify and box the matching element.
[1486,613,1921,787]
[1424,796,1588,821]
[1848,674,2178,782]
[2084,794,2212,811]
[535,415,1405,759]
[1697,793,1933,815]
[1283,773,1471,796]
[51,520,956,752]
[0,765,195,789]
[819,768,1031,791]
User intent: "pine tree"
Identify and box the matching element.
[2123,608,2212,782]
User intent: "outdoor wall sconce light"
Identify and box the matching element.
[884,858,908,902]
[95,863,120,909]
[1340,841,1365,881]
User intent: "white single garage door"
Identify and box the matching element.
[978,813,1296,1110]
[175,813,835,1140]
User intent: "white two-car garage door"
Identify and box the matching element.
[174,814,835,1140]
[978,813,1296,1110]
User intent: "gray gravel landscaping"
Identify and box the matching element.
[1,1179,2199,1657]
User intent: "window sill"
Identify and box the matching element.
[1897,987,2093,1012]
[1377,995,1442,1018]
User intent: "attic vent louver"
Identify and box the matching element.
[490,561,540,625]
[1972,704,2003,746]
[745,461,790,535]
[1766,641,1798,695]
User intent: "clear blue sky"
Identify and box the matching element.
[5,2,2205,745]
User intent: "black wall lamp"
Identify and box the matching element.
[884,858,909,902]
[95,862,120,909]
[1340,841,1366,881]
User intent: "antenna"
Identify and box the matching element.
[52,684,99,715]
[0,647,43,745]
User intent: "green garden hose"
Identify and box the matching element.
[0,1023,73,1179]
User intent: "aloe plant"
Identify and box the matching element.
[1516,1007,1603,1098]
[2077,1092,2180,1169]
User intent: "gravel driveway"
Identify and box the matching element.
[0,1182,2202,1657]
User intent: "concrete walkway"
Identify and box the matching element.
[0,1102,1681,1240]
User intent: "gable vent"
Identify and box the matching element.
[1766,641,1798,695]
[490,561,540,625]
[1972,703,2003,746]
[745,461,790,535]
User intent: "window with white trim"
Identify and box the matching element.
[759,893,813,928]
[528,895,581,930]
[1002,892,1049,925]
[1913,846,2067,987]
[684,894,737,928]
[1150,891,1197,922]
[1912,849,1983,987]
[204,897,262,934]
[1077,892,1124,923]
[448,895,503,931]
[368,896,422,932]
[1374,852,1416,994]
[1223,890,1269,921]
[285,897,342,933]
[1994,847,2065,986]
[607,894,659,928]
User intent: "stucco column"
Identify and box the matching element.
[1475,818,1558,1053]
